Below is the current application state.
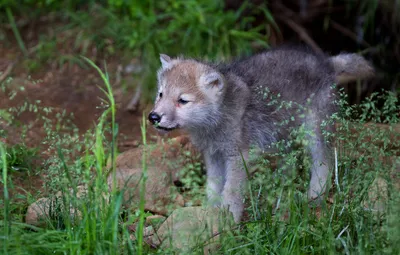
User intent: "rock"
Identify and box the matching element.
[25,197,54,226]
[362,158,400,212]
[148,206,234,253]
[55,184,88,199]
[128,214,167,232]
[146,215,167,227]
[130,225,156,241]
[108,166,184,215]
[107,135,201,215]
[363,177,389,212]
[25,185,87,227]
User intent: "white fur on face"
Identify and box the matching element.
[152,58,226,132]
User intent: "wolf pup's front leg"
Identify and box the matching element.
[221,152,248,223]
[204,152,226,207]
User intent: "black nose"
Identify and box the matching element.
[148,112,161,124]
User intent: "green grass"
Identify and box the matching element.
[1,142,10,255]
[5,7,27,56]
[0,59,153,254]
[0,1,399,253]
[1,65,399,254]
[230,89,400,254]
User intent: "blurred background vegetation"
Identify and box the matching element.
[0,0,398,104]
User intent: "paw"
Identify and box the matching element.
[222,191,244,223]
[207,196,222,207]
[307,189,325,206]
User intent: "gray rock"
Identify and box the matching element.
[149,206,234,253]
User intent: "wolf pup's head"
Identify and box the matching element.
[148,54,226,133]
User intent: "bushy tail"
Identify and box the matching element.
[330,53,375,84]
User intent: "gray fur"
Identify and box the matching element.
[151,46,374,222]
[330,53,375,84]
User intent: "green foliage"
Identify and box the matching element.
[1,0,274,101]
[0,144,38,173]
[0,59,136,254]
[0,109,11,139]
[65,0,271,100]
[1,71,400,254]
[178,150,206,204]
[0,0,88,13]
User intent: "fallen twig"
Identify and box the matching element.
[277,16,323,54]
[115,64,123,86]
[330,20,371,47]
[125,84,142,113]
[118,140,140,148]
[0,62,15,84]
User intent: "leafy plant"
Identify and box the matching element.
[0,144,38,173]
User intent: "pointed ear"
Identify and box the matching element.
[200,71,224,92]
[160,54,172,69]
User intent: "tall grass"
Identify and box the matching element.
[212,89,400,254]
[5,7,27,56]
[1,142,9,254]
[0,58,151,254]
[137,113,148,255]
[1,73,399,254]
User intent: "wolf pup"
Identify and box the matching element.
[148,46,374,222]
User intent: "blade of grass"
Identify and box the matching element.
[82,57,118,198]
[83,57,121,253]
[1,142,10,254]
[240,150,258,221]
[6,7,28,56]
[136,112,148,254]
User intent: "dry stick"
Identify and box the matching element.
[114,63,143,113]
[118,140,140,148]
[0,62,15,84]
[115,64,123,87]
[330,21,371,47]
[272,1,344,26]
[278,16,323,54]
[6,7,28,56]
[0,43,42,84]
[146,223,164,249]
[125,84,142,113]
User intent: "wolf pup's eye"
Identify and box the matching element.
[178,98,189,105]
[159,92,163,98]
